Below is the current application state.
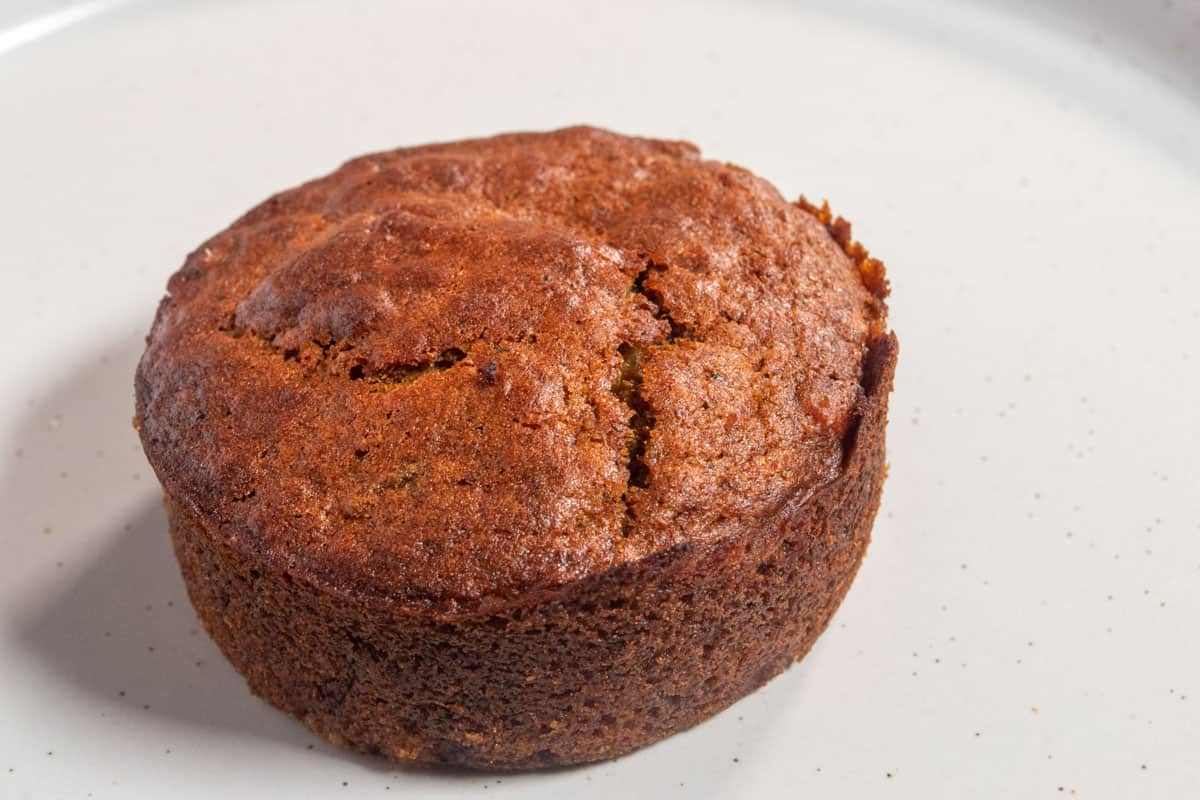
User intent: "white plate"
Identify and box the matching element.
[2,1,1199,797]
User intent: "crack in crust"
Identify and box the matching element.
[347,347,467,383]
[243,328,546,385]
[610,261,687,537]
[633,262,689,342]
[612,342,651,537]
[250,330,475,383]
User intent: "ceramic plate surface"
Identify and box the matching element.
[2,0,1199,797]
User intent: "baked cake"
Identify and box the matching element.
[134,126,896,769]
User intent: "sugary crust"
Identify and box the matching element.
[167,333,896,769]
[136,127,887,611]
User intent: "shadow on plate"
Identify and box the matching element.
[5,332,798,784]
[1,334,616,781]
[4,335,385,771]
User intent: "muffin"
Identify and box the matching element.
[134,126,896,769]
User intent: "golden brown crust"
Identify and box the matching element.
[168,333,896,769]
[136,127,887,612]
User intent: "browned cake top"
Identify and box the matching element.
[136,126,887,612]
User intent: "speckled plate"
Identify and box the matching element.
[2,0,1199,797]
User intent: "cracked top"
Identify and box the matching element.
[135,126,888,612]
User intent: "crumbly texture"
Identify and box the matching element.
[135,126,895,768]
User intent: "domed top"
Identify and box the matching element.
[136,126,887,613]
